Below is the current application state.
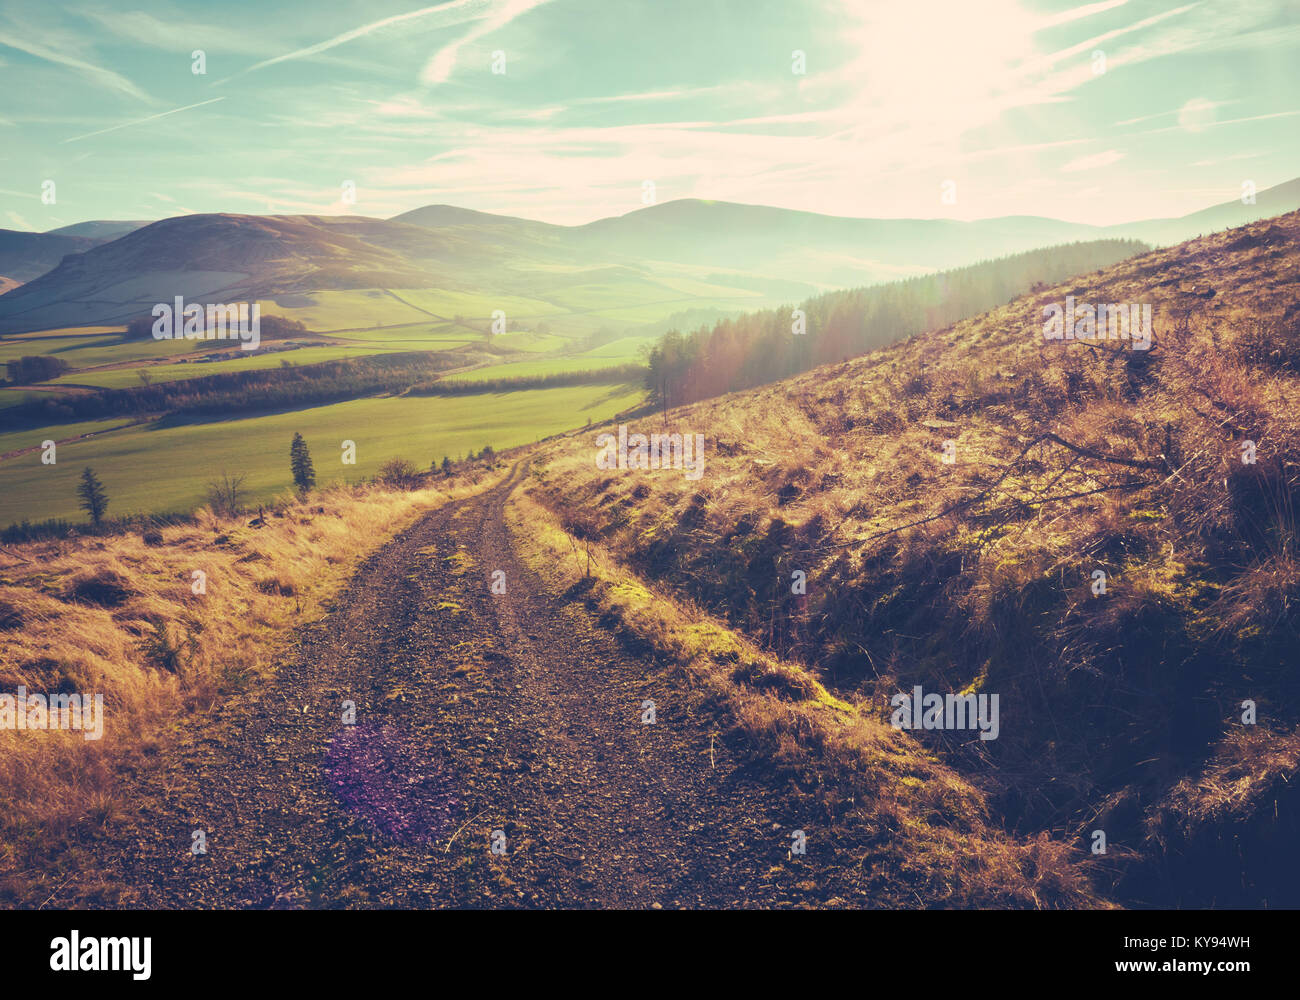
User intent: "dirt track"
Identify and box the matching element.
[80,466,827,908]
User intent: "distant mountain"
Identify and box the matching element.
[392,204,563,238]
[0,221,152,289]
[46,220,152,241]
[567,199,1107,287]
[0,214,454,332]
[0,229,100,284]
[1113,177,1300,246]
[561,179,1300,283]
[1,179,1296,335]
[396,182,1300,291]
[392,199,1123,291]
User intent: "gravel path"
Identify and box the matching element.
[84,466,825,908]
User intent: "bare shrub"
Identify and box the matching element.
[206,471,247,518]
[377,458,421,490]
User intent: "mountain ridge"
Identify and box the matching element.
[2,178,1296,335]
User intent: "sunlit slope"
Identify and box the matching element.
[530,210,1300,907]
[8,184,1295,337]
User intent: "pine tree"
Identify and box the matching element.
[440,456,452,476]
[290,433,316,492]
[76,467,109,525]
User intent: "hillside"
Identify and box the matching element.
[5,181,1295,338]
[1123,177,1300,246]
[0,222,154,288]
[3,212,1296,912]
[643,239,1149,405]
[522,210,1300,907]
[0,229,100,285]
[0,215,454,333]
[0,209,779,336]
[0,457,1109,910]
[45,220,152,241]
[571,199,1104,288]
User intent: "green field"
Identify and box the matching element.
[0,383,643,524]
[332,321,480,346]
[259,288,570,332]
[453,356,645,381]
[0,389,49,411]
[258,290,431,331]
[579,335,658,360]
[0,282,684,527]
[389,288,568,321]
[487,330,571,353]
[0,416,138,457]
[1,327,202,369]
[50,345,412,389]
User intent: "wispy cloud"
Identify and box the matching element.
[0,29,150,101]
[1031,0,1130,31]
[62,97,226,143]
[0,0,1295,226]
[1061,149,1125,172]
[420,0,551,84]
[1030,3,1200,70]
[222,0,488,82]
[1128,108,1300,138]
[1190,151,1261,167]
[77,8,283,57]
[1116,98,1235,127]
[573,89,700,106]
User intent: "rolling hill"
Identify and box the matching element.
[45,220,153,241]
[3,179,1294,337]
[1121,177,1300,246]
[0,214,456,332]
[0,210,753,336]
[523,209,1300,906]
[0,229,101,286]
[0,220,154,288]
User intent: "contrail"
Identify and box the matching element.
[0,30,150,102]
[62,97,226,144]
[218,0,485,83]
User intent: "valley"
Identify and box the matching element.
[1,191,1297,912]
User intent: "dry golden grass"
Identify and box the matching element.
[523,212,1300,905]
[508,489,1110,907]
[0,469,505,874]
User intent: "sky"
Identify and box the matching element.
[0,0,1297,230]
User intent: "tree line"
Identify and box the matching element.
[407,364,646,396]
[644,238,1149,408]
[9,351,466,424]
[4,355,70,384]
[124,313,310,342]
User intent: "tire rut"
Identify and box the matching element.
[85,466,822,909]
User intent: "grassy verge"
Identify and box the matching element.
[0,467,507,899]
[506,482,1110,908]
[515,212,1300,906]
